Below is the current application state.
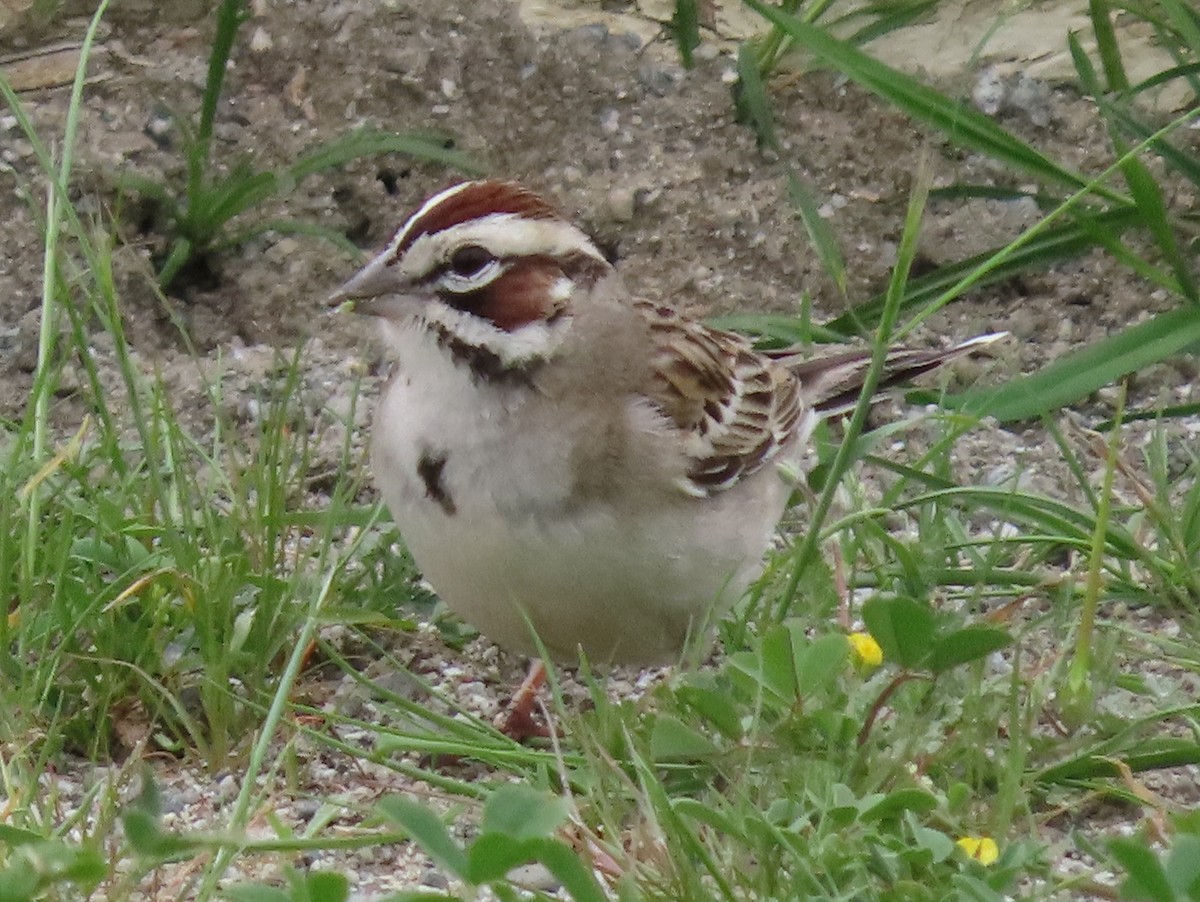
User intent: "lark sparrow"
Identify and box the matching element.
[331,180,1001,666]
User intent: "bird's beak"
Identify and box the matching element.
[326,253,417,319]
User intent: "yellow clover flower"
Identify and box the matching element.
[956,836,999,865]
[848,632,883,668]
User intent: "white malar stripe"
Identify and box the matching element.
[423,301,569,368]
[399,213,607,281]
[549,275,574,303]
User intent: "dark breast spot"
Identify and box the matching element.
[416,451,456,516]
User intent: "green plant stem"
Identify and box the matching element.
[22,0,111,592]
[195,555,342,901]
[1066,380,1126,718]
[777,158,932,619]
[191,0,248,200]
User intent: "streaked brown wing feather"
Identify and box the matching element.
[636,301,806,497]
[636,306,1004,498]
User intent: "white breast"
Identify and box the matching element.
[369,321,796,664]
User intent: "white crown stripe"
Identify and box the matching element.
[385,181,477,262]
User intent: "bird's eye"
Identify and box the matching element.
[448,245,495,278]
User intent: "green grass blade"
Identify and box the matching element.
[778,159,932,619]
[1100,100,1200,187]
[286,128,483,182]
[218,219,364,259]
[707,312,846,345]
[1125,60,1200,97]
[735,40,777,148]
[672,0,702,68]
[840,0,938,46]
[1109,154,1195,303]
[110,171,177,210]
[1075,213,1187,296]
[785,170,847,295]
[182,168,280,242]
[1160,0,1200,58]
[1088,0,1129,92]
[195,0,249,183]
[741,0,1120,201]
[823,207,1142,337]
[948,306,1200,421]
[893,487,1144,561]
[1069,31,1198,304]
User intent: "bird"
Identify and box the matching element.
[329,179,1001,698]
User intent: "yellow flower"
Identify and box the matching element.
[848,632,883,668]
[956,836,999,865]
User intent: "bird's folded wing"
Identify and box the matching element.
[635,301,805,497]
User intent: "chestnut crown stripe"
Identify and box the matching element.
[388,181,563,263]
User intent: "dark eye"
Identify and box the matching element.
[448,244,495,278]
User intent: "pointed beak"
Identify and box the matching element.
[326,254,418,319]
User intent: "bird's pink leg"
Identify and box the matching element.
[497,658,550,741]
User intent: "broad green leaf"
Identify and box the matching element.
[300,870,351,902]
[0,826,43,846]
[928,627,1012,674]
[1110,838,1175,902]
[376,797,469,879]
[862,596,935,669]
[651,714,720,760]
[1164,835,1200,896]
[0,861,39,901]
[677,675,744,740]
[861,788,938,822]
[793,630,851,695]
[4,842,106,888]
[950,873,1007,902]
[519,837,607,902]
[466,833,536,884]
[480,784,569,841]
[758,622,800,698]
[908,820,956,863]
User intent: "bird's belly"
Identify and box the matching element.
[395,495,775,664]
[370,354,793,664]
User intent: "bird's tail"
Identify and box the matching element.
[771,332,1007,417]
